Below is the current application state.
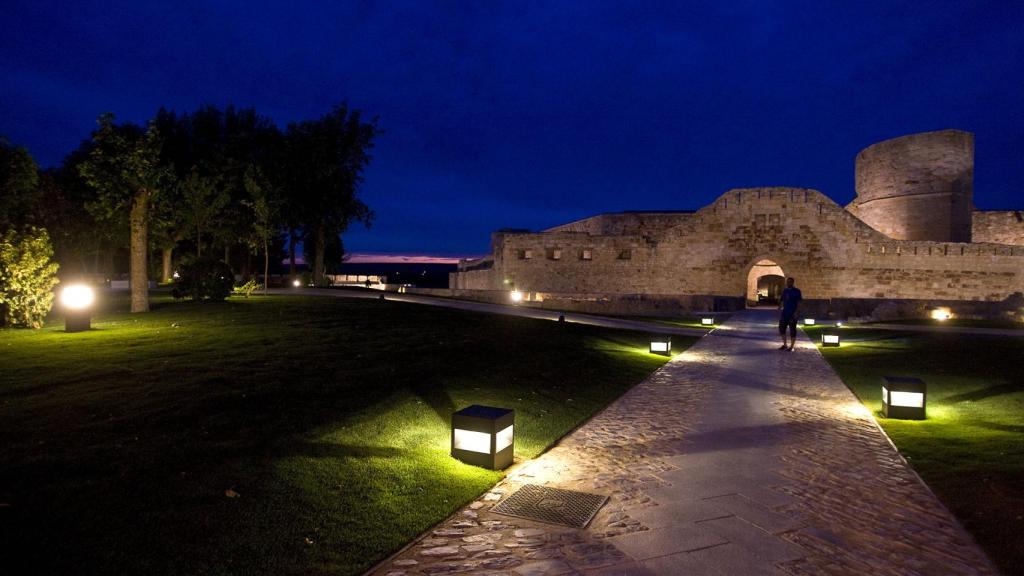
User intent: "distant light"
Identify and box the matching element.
[701,318,714,326]
[882,376,926,419]
[510,290,523,303]
[172,271,180,279]
[821,333,840,347]
[835,321,844,328]
[650,336,672,356]
[930,307,952,321]
[292,279,301,288]
[60,284,95,310]
[452,405,514,470]
[804,318,816,326]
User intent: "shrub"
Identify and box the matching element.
[0,227,60,328]
[232,279,259,298]
[171,257,234,302]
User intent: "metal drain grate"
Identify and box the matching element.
[491,484,608,528]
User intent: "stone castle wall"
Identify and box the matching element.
[453,187,1024,315]
[545,212,694,236]
[851,130,974,242]
[450,130,1024,318]
[973,210,1024,245]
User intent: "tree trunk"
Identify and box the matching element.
[314,224,326,287]
[161,247,173,283]
[224,244,230,266]
[129,189,150,313]
[263,237,269,295]
[196,224,202,257]
[288,228,296,274]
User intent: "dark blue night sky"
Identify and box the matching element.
[2,1,1022,256]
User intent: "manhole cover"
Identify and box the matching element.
[491,484,608,528]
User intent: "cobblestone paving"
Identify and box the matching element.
[370,309,997,576]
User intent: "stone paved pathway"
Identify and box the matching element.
[370,308,997,576]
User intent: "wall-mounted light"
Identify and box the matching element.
[60,284,95,333]
[292,279,301,288]
[821,333,840,347]
[930,307,952,321]
[650,336,672,356]
[882,376,926,419]
[451,405,514,470]
[804,318,816,326]
[510,290,523,303]
[701,318,714,326]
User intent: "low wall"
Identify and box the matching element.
[823,294,1024,322]
[439,289,745,316]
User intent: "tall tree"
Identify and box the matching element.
[242,165,279,295]
[78,114,170,313]
[178,170,227,257]
[285,105,377,286]
[0,137,41,229]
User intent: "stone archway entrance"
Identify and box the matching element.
[746,259,785,307]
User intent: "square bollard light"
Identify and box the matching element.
[61,284,95,333]
[649,336,672,356]
[882,376,926,420]
[821,333,840,347]
[804,318,816,326]
[701,318,714,326]
[451,405,514,470]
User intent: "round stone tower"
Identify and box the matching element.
[850,129,974,242]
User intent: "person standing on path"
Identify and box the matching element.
[779,277,802,351]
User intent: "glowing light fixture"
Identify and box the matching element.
[60,284,95,332]
[804,318,816,326]
[930,307,952,321]
[451,405,514,470]
[649,336,672,356]
[510,290,523,303]
[821,333,840,347]
[292,279,301,288]
[881,376,926,420]
[701,318,714,326]
[835,321,844,328]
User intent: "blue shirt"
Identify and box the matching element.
[780,287,802,316]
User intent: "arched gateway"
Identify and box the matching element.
[746,259,784,307]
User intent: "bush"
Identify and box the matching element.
[171,257,234,302]
[0,227,60,328]
[232,279,259,298]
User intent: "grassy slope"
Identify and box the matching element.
[808,326,1024,575]
[0,295,684,576]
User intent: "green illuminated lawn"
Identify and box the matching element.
[0,295,684,576]
[866,317,1023,329]
[807,326,1024,575]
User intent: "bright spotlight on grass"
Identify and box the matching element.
[60,284,95,332]
[451,405,514,470]
[649,336,672,356]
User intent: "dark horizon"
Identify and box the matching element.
[3,1,1023,254]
